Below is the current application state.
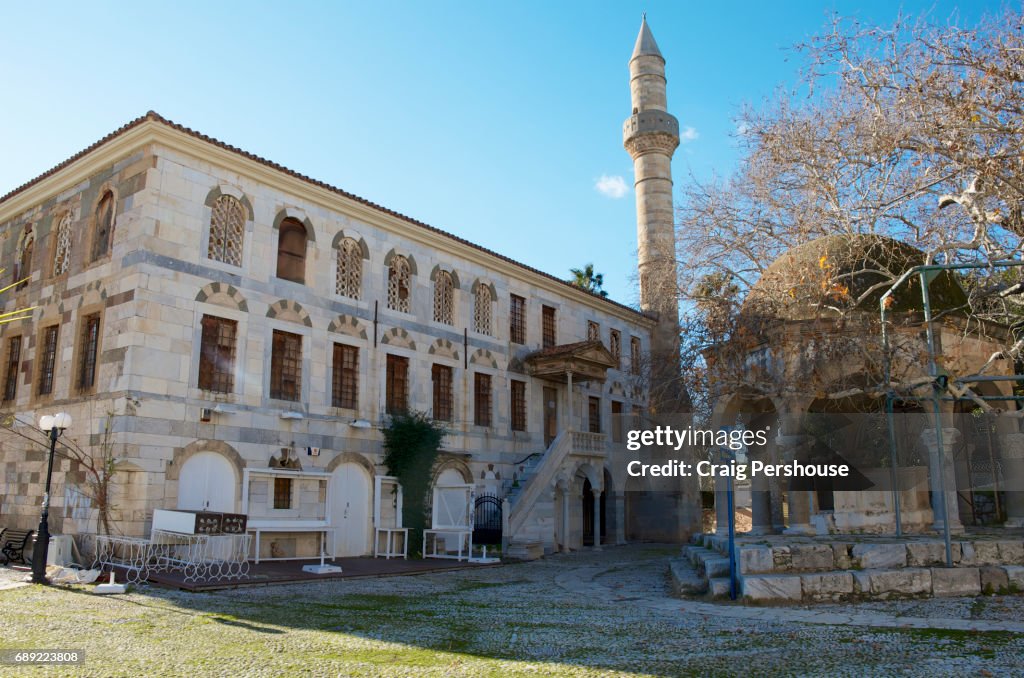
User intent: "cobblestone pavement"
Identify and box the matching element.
[1,545,1022,676]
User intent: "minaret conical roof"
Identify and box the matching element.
[631,15,663,60]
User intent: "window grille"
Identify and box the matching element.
[432,363,453,421]
[474,373,492,427]
[270,330,302,401]
[38,325,59,396]
[511,379,527,431]
[542,305,556,348]
[589,396,601,433]
[474,284,493,335]
[198,315,237,393]
[336,238,362,299]
[3,336,20,402]
[587,321,600,341]
[52,213,72,276]
[207,195,245,266]
[273,477,292,509]
[388,256,411,312]
[509,294,526,344]
[77,313,101,391]
[386,354,409,414]
[332,343,359,409]
[610,330,621,368]
[433,270,454,324]
[631,336,642,375]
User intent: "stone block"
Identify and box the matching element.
[959,542,977,565]
[704,557,731,578]
[852,543,907,569]
[930,567,981,596]
[907,542,947,567]
[801,572,854,598]
[972,541,1001,565]
[996,540,1024,565]
[1004,565,1024,588]
[980,565,1009,593]
[741,574,803,602]
[772,545,792,570]
[853,568,931,596]
[739,546,774,574]
[790,544,834,571]
[669,559,707,596]
[831,543,852,569]
[708,577,731,598]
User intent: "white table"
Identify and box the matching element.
[423,529,473,561]
[373,527,409,559]
[246,520,334,564]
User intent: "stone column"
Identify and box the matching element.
[714,473,730,536]
[557,479,571,552]
[778,434,815,535]
[593,485,603,551]
[612,492,626,545]
[921,428,964,534]
[748,470,774,535]
[1001,432,1024,528]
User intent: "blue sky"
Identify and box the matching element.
[0,1,1001,305]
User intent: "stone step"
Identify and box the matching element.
[669,559,707,595]
[505,540,543,561]
[708,577,731,599]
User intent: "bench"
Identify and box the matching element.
[1,528,34,565]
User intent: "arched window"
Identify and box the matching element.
[474,284,493,335]
[14,225,34,289]
[433,270,454,324]
[208,195,245,266]
[276,218,307,283]
[387,255,411,312]
[336,238,362,299]
[91,190,115,262]
[52,212,72,277]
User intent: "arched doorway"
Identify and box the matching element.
[330,462,371,557]
[178,451,236,512]
[582,478,606,546]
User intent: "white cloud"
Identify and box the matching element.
[595,174,629,199]
[680,126,699,143]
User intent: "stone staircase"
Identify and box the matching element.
[505,431,573,557]
[505,453,544,506]
[673,532,1024,602]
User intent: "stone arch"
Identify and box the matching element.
[203,185,254,220]
[571,461,603,491]
[272,208,316,242]
[75,280,108,310]
[380,327,416,350]
[470,348,499,369]
[330,230,370,258]
[195,282,249,312]
[383,249,418,275]
[429,265,461,289]
[266,299,312,327]
[325,450,376,477]
[166,439,245,481]
[327,314,368,340]
[470,278,498,298]
[427,338,460,361]
[431,454,473,485]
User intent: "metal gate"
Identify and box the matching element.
[473,494,502,545]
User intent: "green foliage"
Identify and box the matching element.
[568,263,608,298]
[382,411,447,556]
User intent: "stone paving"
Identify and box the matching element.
[0,545,1023,676]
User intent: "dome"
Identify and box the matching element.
[743,234,967,322]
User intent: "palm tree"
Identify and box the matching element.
[568,263,608,297]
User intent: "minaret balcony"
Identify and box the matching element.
[622,110,679,145]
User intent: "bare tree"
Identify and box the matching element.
[676,8,1024,410]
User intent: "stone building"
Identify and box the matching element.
[0,19,697,557]
[709,234,1024,537]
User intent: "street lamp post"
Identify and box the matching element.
[31,412,72,585]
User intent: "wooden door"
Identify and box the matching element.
[544,386,558,447]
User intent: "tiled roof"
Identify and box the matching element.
[0,111,652,322]
[528,340,604,359]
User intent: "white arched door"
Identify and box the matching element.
[178,451,236,512]
[331,462,371,557]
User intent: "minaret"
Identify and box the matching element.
[623,15,682,412]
